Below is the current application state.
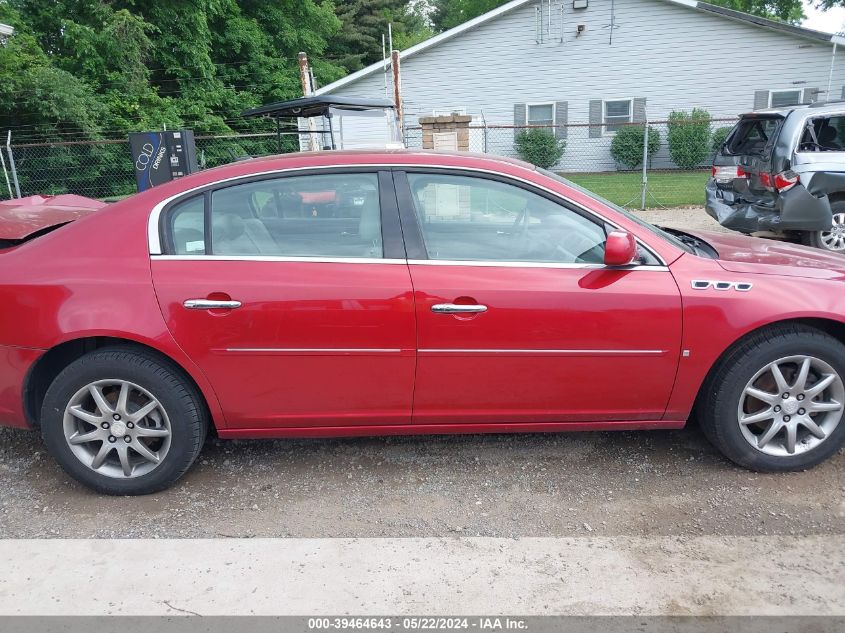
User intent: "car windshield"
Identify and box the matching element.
[538,168,694,254]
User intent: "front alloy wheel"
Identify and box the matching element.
[737,356,843,456]
[698,325,845,472]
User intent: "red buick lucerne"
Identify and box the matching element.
[2,150,845,494]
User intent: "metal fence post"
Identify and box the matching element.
[0,140,11,200]
[6,131,21,198]
[640,113,649,211]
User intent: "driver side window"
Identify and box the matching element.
[406,173,606,264]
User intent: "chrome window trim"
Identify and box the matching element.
[150,254,668,272]
[408,260,669,271]
[147,163,668,266]
[151,255,406,265]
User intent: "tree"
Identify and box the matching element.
[326,0,433,73]
[706,0,805,24]
[431,0,510,31]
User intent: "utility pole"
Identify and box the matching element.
[298,52,320,151]
[391,50,403,138]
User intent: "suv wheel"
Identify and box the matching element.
[699,325,845,472]
[41,347,208,495]
[802,201,845,252]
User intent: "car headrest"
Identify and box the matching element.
[212,213,245,242]
[358,191,381,243]
[819,125,838,144]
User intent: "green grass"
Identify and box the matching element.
[562,169,710,209]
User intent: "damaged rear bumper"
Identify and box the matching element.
[705,179,832,234]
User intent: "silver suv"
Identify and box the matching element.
[707,102,845,251]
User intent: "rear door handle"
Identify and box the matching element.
[183,299,242,310]
[431,303,488,314]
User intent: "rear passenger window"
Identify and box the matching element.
[799,116,845,152]
[168,173,383,258]
[169,196,205,255]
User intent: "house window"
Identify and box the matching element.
[769,89,803,108]
[603,99,633,133]
[527,103,555,127]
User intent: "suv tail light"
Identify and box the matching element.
[712,165,747,183]
[759,170,800,192]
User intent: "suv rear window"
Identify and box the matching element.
[724,117,783,156]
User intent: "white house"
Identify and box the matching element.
[316,0,845,170]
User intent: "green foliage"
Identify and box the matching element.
[329,1,433,72]
[711,126,734,153]
[706,0,805,23]
[667,108,712,169]
[610,125,661,170]
[431,0,510,31]
[514,128,566,169]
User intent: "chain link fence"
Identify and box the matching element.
[0,132,296,201]
[404,118,738,209]
[1,118,737,209]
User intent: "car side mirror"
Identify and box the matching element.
[604,230,637,266]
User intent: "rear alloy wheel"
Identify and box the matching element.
[803,204,845,252]
[41,347,207,495]
[699,325,845,471]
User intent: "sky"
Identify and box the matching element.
[803,1,845,34]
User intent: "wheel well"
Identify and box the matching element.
[693,317,845,412]
[827,192,845,204]
[23,337,210,428]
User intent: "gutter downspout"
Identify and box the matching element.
[828,42,837,102]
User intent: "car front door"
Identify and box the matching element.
[395,170,682,425]
[150,169,416,430]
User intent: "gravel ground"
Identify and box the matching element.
[1,423,844,539]
[632,206,730,233]
[1,206,842,540]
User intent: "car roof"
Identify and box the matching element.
[236,148,537,170]
[746,100,845,117]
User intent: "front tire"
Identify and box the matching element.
[41,347,207,495]
[699,325,845,472]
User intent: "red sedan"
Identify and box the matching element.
[2,151,845,494]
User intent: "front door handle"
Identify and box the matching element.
[183,299,242,310]
[431,303,488,314]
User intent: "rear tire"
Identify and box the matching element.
[699,325,845,472]
[801,200,845,252]
[41,346,207,495]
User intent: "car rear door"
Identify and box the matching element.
[150,169,416,430]
[395,169,682,425]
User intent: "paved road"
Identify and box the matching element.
[1,537,843,615]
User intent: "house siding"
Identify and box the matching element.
[322,0,845,171]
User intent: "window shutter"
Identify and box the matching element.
[554,101,568,140]
[803,88,820,104]
[589,100,603,138]
[632,98,647,123]
[514,103,526,140]
[753,90,769,110]
[841,86,845,100]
